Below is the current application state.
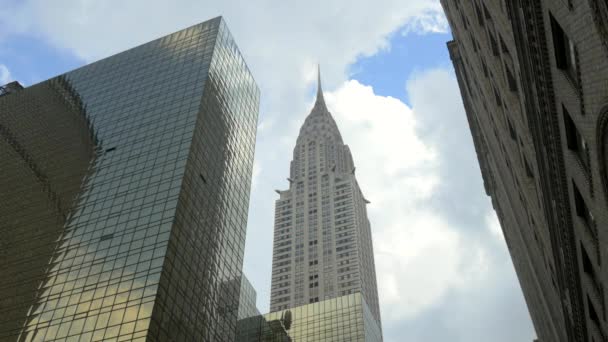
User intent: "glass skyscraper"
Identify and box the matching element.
[268,68,382,340]
[0,16,259,342]
[235,276,291,342]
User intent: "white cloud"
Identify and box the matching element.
[323,76,494,322]
[326,80,438,204]
[401,8,449,35]
[0,64,11,84]
[319,69,531,339]
[486,211,504,241]
[251,161,262,191]
[324,81,446,319]
[375,210,463,320]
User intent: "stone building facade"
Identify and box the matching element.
[441,1,608,341]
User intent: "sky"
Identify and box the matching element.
[0,1,536,341]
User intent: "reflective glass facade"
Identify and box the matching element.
[0,16,259,342]
[237,276,260,321]
[0,78,99,339]
[236,315,291,342]
[264,293,381,342]
[235,276,290,342]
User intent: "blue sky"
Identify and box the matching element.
[0,1,536,341]
[0,34,81,85]
[3,16,454,103]
[350,30,452,105]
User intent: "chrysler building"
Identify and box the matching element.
[269,68,382,326]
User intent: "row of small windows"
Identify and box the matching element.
[336,245,352,252]
[470,0,519,98]
[273,289,290,296]
[272,281,290,289]
[335,200,352,208]
[275,240,291,248]
[274,296,290,304]
[334,194,350,201]
[335,212,352,219]
[339,273,356,281]
[275,238,291,247]
[275,216,291,223]
[336,218,354,225]
[273,275,290,282]
[274,246,292,254]
[339,281,358,288]
[336,238,354,245]
[275,266,291,274]
[275,228,290,235]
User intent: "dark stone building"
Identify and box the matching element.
[0,16,259,341]
[441,1,608,341]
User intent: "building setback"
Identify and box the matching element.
[264,292,381,342]
[268,68,382,338]
[0,17,259,341]
[441,1,608,341]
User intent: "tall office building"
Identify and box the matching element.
[442,1,608,341]
[0,78,99,339]
[0,17,259,341]
[269,69,382,332]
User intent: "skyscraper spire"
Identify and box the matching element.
[315,63,326,108]
[297,63,342,144]
[317,64,322,94]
